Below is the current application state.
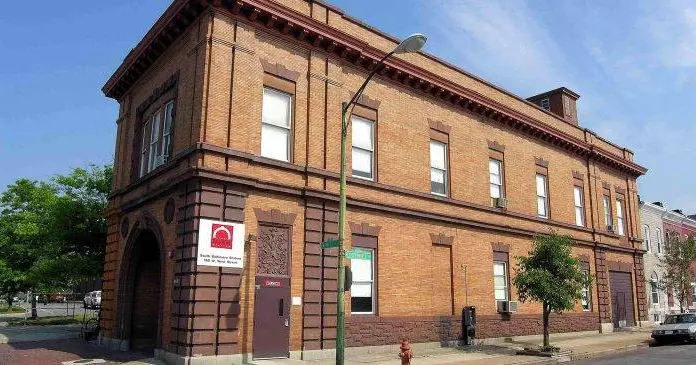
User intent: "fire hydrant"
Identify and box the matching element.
[399,339,413,365]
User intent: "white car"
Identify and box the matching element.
[651,313,696,344]
[83,291,102,309]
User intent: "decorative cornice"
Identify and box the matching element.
[487,140,505,153]
[103,0,647,177]
[348,221,381,237]
[430,233,454,246]
[428,119,452,134]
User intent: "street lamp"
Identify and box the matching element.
[335,33,427,365]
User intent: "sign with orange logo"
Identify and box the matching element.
[197,219,245,268]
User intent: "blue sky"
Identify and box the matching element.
[1,1,694,212]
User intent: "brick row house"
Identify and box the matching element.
[100,0,648,363]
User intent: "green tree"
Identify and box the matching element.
[513,232,591,349]
[658,231,696,313]
[0,165,112,318]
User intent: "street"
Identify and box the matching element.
[571,344,696,364]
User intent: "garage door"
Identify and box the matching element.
[609,271,635,328]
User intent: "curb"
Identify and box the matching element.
[506,342,648,364]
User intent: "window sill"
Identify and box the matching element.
[351,174,374,182]
[431,192,448,198]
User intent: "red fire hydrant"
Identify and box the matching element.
[399,339,413,365]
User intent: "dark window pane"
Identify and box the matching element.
[351,296,372,313]
[431,181,445,195]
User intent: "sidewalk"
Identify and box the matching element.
[0,324,81,344]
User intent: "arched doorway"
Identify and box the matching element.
[122,229,162,352]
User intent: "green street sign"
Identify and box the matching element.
[345,248,372,260]
[321,239,340,249]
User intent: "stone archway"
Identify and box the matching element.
[117,213,165,353]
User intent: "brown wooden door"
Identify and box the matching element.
[253,225,291,359]
[609,271,635,327]
[130,254,161,350]
[252,277,290,358]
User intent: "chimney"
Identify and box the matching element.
[653,201,664,207]
[527,87,580,126]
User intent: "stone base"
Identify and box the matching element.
[600,323,614,334]
[155,349,247,365]
[98,335,129,351]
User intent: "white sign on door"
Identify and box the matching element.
[197,219,245,268]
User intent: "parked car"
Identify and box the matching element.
[651,313,696,344]
[83,291,102,309]
[50,294,67,303]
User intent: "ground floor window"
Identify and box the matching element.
[351,248,375,314]
[493,261,508,301]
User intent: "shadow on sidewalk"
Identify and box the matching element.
[5,339,151,363]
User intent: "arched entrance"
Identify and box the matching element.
[119,224,163,353]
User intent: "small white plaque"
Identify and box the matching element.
[292,296,302,306]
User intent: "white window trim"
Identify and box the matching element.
[430,140,448,196]
[489,159,503,200]
[350,249,375,315]
[574,186,584,227]
[493,261,509,302]
[161,100,174,161]
[616,200,625,236]
[139,119,149,178]
[351,116,375,181]
[644,225,651,252]
[536,174,549,218]
[540,97,550,110]
[651,277,660,305]
[656,228,663,254]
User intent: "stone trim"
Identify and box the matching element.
[427,119,452,134]
[535,157,549,168]
[254,208,297,226]
[430,233,454,246]
[487,140,505,153]
[260,59,301,81]
[355,94,380,110]
[572,170,584,180]
[348,222,381,237]
[602,181,611,189]
[614,185,626,195]
[491,242,510,253]
[607,260,633,272]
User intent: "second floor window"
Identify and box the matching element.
[430,140,447,196]
[656,228,663,253]
[489,159,503,200]
[644,225,651,252]
[536,174,548,218]
[493,261,509,301]
[140,99,175,178]
[573,186,584,226]
[261,87,292,162]
[351,116,375,180]
[603,195,612,230]
[616,199,625,236]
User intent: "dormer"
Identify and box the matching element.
[527,87,580,126]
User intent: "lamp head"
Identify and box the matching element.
[393,33,427,54]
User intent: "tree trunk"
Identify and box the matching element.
[542,303,550,348]
[6,294,12,308]
[30,292,37,320]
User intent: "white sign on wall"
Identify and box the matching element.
[197,219,245,268]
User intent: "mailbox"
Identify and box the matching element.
[462,306,476,345]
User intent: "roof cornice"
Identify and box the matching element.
[102,0,647,177]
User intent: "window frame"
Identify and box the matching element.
[350,234,378,315]
[651,273,660,305]
[644,225,651,252]
[581,264,591,311]
[429,139,448,196]
[261,86,293,162]
[573,185,585,227]
[616,198,625,236]
[351,115,376,181]
[536,173,549,218]
[603,193,613,231]
[656,228,663,253]
[493,260,509,302]
[489,158,504,202]
[540,97,550,110]
[138,98,177,179]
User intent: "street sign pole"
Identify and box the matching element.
[336,102,348,365]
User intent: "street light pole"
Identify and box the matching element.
[335,33,427,365]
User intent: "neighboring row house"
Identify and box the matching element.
[99,1,648,363]
[641,201,696,324]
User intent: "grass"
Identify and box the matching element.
[7,314,85,327]
[0,306,25,314]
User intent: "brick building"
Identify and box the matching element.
[661,208,696,312]
[99,0,648,363]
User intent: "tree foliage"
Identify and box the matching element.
[513,232,591,348]
[658,231,696,313]
[0,165,112,314]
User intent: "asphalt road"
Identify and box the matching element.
[571,343,696,364]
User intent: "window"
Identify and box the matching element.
[651,273,659,305]
[581,266,591,311]
[656,228,663,253]
[351,116,374,180]
[603,195,612,230]
[616,199,625,236]
[430,140,447,195]
[350,248,375,314]
[261,87,292,161]
[691,276,696,306]
[536,174,548,218]
[139,99,175,178]
[540,98,550,111]
[644,225,651,252]
[493,261,508,301]
[489,159,504,201]
[573,186,584,226]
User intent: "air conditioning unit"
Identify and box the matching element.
[495,197,509,209]
[607,225,614,233]
[508,300,519,313]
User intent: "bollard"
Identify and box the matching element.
[398,339,413,365]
